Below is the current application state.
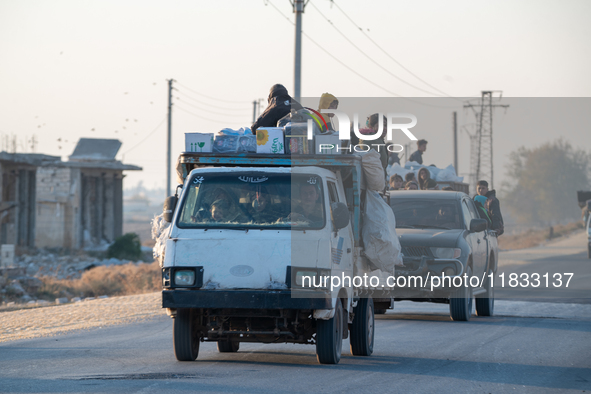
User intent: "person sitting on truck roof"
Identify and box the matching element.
[418,167,438,190]
[317,93,339,132]
[251,84,302,133]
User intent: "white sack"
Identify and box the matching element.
[152,213,170,267]
[436,164,464,182]
[361,150,385,191]
[362,190,403,272]
[386,163,410,179]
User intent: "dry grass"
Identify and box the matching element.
[498,221,584,251]
[37,261,161,300]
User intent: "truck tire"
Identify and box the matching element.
[217,340,240,353]
[449,267,473,322]
[316,299,343,364]
[475,269,494,317]
[350,297,375,356]
[173,308,200,361]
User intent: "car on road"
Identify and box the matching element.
[386,190,499,321]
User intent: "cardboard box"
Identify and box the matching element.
[286,135,310,154]
[256,127,285,154]
[185,133,214,153]
[315,134,341,154]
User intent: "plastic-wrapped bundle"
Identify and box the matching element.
[362,190,403,273]
[212,135,257,153]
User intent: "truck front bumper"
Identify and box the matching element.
[162,289,333,310]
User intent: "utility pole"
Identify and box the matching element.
[167,79,173,197]
[252,100,257,123]
[464,91,509,190]
[453,112,458,173]
[293,0,305,102]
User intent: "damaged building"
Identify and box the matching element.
[0,139,141,250]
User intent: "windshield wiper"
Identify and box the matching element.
[407,224,451,230]
[396,225,416,229]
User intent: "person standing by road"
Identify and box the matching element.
[409,139,428,164]
[475,180,504,235]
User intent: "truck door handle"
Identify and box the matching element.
[347,248,351,253]
[477,239,481,244]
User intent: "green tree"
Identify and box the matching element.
[503,139,590,225]
[107,233,142,261]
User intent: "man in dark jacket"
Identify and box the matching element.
[475,180,504,235]
[251,84,302,132]
[408,139,427,164]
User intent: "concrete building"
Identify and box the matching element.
[0,153,61,248]
[0,138,141,250]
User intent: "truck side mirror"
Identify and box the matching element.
[163,195,178,223]
[331,202,350,230]
[470,218,487,233]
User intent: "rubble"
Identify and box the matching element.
[0,248,152,307]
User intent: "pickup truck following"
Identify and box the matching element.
[386,190,499,321]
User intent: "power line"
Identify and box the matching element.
[265,0,456,108]
[175,88,251,111]
[174,96,252,117]
[121,117,166,156]
[175,81,249,104]
[175,105,246,124]
[329,0,464,100]
[309,1,446,97]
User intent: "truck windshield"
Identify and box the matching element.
[177,173,325,229]
[390,199,462,230]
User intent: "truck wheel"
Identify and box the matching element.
[350,297,375,356]
[316,299,343,364]
[475,269,494,317]
[449,267,473,322]
[217,340,240,353]
[173,308,200,361]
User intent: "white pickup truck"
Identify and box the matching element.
[160,152,386,364]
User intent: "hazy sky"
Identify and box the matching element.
[1,0,590,192]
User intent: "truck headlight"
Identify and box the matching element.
[174,270,196,286]
[292,268,330,288]
[430,247,461,259]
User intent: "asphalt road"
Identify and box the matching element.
[0,232,590,393]
[495,231,591,303]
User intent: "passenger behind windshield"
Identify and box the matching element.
[391,200,461,230]
[178,174,325,229]
[287,183,324,225]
